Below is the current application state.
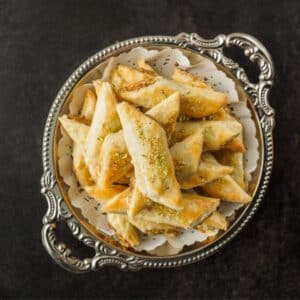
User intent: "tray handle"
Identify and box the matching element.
[41,222,92,273]
[225,33,275,133]
[40,170,144,273]
[175,32,275,132]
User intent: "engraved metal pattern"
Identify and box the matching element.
[41,33,275,272]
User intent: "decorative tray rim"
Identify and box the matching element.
[40,32,275,272]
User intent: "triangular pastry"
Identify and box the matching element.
[97,131,132,188]
[101,187,131,214]
[135,192,220,229]
[117,101,182,210]
[172,68,209,88]
[179,152,233,190]
[202,175,251,203]
[60,92,95,188]
[103,186,177,234]
[84,82,121,181]
[92,79,103,96]
[111,64,227,117]
[110,64,156,91]
[224,137,245,152]
[197,211,228,231]
[127,185,149,218]
[210,108,245,152]
[84,185,127,203]
[180,152,233,189]
[106,214,139,248]
[170,120,241,151]
[146,92,180,140]
[72,144,93,187]
[214,150,245,188]
[129,216,176,235]
[59,115,89,153]
[119,76,227,117]
[170,129,203,181]
[81,89,97,122]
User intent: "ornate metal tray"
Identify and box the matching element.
[40,32,275,272]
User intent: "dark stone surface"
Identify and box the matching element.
[0,0,299,299]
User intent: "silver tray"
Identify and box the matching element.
[40,32,275,272]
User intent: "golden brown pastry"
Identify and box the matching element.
[129,215,176,235]
[101,187,132,214]
[97,93,180,188]
[224,137,246,152]
[59,115,89,153]
[117,101,183,210]
[84,82,121,181]
[111,64,227,117]
[170,129,203,181]
[127,185,149,218]
[146,92,180,140]
[202,175,251,203]
[199,211,228,231]
[110,64,156,91]
[81,89,97,122]
[120,77,227,117]
[62,91,95,188]
[135,192,220,229]
[180,152,233,189]
[170,120,241,151]
[97,131,132,188]
[92,79,103,96]
[103,185,177,234]
[214,150,245,188]
[210,108,245,152]
[106,214,139,248]
[172,68,209,88]
[72,144,93,187]
[84,185,127,203]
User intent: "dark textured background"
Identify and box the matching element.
[1,0,300,299]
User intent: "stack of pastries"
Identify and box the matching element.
[59,60,251,249]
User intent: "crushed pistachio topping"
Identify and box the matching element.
[150,202,181,220]
[136,121,170,190]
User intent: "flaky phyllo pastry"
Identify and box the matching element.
[58,52,253,251]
